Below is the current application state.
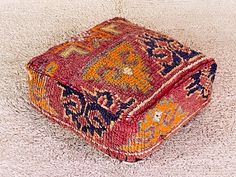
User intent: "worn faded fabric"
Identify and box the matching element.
[26,17,217,162]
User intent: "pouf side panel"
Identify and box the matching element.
[117,61,217,160]
[26,58,217,162]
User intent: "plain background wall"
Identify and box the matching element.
[0,0,235,176]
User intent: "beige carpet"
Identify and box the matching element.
[0,0,235,176]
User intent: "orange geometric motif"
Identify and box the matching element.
[27,68,57,115]
[45,61,59,77]
[55,26,118,58]
[82,42,153,93]
[121,97,187,152]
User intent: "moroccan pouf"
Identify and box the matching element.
[26,17,217,162]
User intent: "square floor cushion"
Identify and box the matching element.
[26,17,217,162]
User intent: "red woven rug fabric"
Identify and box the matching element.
[26,17,217,162]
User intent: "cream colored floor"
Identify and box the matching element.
[0,0,235,176]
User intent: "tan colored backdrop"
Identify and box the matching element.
[0,0,235,176]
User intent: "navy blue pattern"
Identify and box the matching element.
[208,63,217,82]
[140,33,201,76]
[59,83,135,137]
[186,70,208,98]
[186,63,217,98]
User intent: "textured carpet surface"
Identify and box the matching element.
[0,0,235,176]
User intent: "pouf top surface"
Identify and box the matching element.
[27,17,206,116]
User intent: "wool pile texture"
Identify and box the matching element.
[1,0,236,176]
[26,17,217,162]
